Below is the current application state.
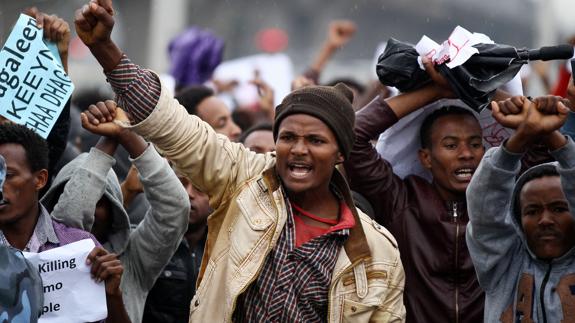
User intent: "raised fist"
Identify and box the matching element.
[81,100,130,138]
[327,20,357,49]
[74,0,115,48]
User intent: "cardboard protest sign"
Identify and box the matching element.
[23,239,107,323]
[0,14,74,139]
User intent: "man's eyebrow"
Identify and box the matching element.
[440,135,459,141]
[440,135,482,141]
[547,200,569,206]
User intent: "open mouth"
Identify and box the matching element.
[454,168,474,180]
[0,200,8,206]
[288,163,313,179]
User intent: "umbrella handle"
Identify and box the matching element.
[465,56,526,66]
[527,45,573,61]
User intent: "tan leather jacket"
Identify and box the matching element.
[127,83,406,322]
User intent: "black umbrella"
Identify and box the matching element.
[377,39,574,111]
[376,38,432,92]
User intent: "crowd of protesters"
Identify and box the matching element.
[1,0,575,322]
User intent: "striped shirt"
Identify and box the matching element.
[104,57,351,321]
[105,55,161,123]
[233,197,350,322]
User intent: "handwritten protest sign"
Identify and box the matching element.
[23,239,107,323]
[0,14,74,139]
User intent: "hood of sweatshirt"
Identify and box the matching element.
[510,161,575,264]
[41,152,130,254]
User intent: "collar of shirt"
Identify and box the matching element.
[0,204,59,252]
[326,201,356,234]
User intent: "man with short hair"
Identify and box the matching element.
[344,71,486,322]
[74,1,406,321]
[0,123,129,322]
[0,123,95,252]
[239,123,274,154]
[466,96,575,323]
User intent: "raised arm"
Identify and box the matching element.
[466,96,571,291]
[26,8,72,175]
[558,82,575,195]
[302,20,356,83]
[75,0,273,208]
[344,77,450,224]
[47,101,132,235]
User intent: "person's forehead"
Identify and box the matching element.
[430,114,481,139]
[521,176,564,202]
[0,143,27,165]
[197,96,230,120]
[278,114,332,133]
[245,130,273,144]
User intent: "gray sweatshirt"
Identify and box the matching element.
[41,145,190,323]
[466,137,575,323]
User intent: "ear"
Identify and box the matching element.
[34,169,48,191]
[335,151,344,165]
[418,148,432,170]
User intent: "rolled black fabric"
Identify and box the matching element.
[376,38,431,92]
[273,83,355,159]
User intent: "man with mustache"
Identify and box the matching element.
[466,94,575,323]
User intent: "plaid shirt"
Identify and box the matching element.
[105,58,353,321]
[233,196,349,322]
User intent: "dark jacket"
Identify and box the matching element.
[344,96,484,323]
[142,233,206,323]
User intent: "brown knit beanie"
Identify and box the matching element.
[273,83,355,159]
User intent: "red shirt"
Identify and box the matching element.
[291,201,356,248]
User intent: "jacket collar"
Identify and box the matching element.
[262,166,372,263]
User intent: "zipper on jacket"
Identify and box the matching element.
[453,202,460,323]
[539,263,552,323]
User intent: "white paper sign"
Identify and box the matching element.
[23,239,107,323]
[415,26,494,69]
[212,53,293,107]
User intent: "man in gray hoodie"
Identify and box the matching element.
[41,101,190,323]
[466,95,575,323]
